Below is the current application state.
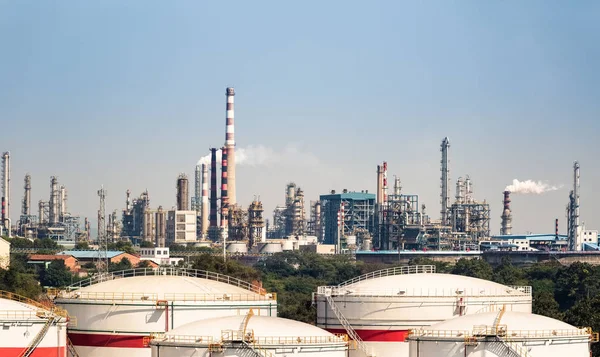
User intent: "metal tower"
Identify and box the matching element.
[440,138,450,226]
[1,152,10,236]
[97,186,108,273]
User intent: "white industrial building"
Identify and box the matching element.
[315,265,532,357]
[0,237,9,269]
[149,312,349,357]
[55,268,277,357]
[166,210,197,245]
[0,291,69,356]
[139,247,183,266]
[408,310,594,357]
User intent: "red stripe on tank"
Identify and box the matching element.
[325,328,410,342]
[68,332,148,348]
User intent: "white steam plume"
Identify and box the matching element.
[196,144,317,168]
[505,179,561,194]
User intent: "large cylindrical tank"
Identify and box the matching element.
[55,268,277,357]
[0,292,69,357]
[316,266,532,357]
[226,241,248,253]
[150,314,348,357]
[408,311,591,357]
[281,239,294,251]
[257,242,283,254]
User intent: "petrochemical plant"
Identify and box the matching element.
[0,87,597,256]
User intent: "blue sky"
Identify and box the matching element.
[0,0,598,236]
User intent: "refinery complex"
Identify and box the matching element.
[0,88,596,256]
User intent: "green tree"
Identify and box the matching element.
[109,257,133,272]
[107,241,136,255]
[451,258,493,280]
[565,296,600,357]
[492,257,528,286]
[75,241,90,250]
[555,262,600,310]
[40,260,73,287]
[532,291,564,320]
[140,241,154,248]
[33,238,60,250]
[137,260,152,268]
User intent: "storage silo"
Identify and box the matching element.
[408,310,595,357]
[315,266,532,357]
[0,291,69,357]
[55,268,277,357]
[149,312,349,357]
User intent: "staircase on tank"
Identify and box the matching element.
[324,293,375,357]
[18,314,55,357]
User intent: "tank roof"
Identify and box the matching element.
[168,315,336,339]
[339,273,529,296]
[0,297,36,311]
[431,311,578,332]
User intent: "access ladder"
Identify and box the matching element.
[18,315,55,357]
[324,294,375,357]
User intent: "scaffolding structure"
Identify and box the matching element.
[320,190,375,248]
[248,199,264,248]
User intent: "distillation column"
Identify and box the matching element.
[440,137,450,225]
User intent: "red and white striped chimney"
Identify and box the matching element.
[225,87,236,206]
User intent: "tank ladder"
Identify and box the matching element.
[18,315,55,357]
[495,336,532,357]
[67,336,80,357]
[324,294,375,357]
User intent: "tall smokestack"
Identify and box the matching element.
[376,165,383,205]
[500,190,512,235]
[1,152,10,234]
[201,163,209,236]
[22,174,31,216]
[573,161,580,249]
[440,137,450,225]
[176,173,189,211]
[194,165,201,213]
[59,185,67,218]
[209,148,218,229]
[220,147,229,232]
[555,218,559,240]
[225,87,236,206]
[49,176,59,225]
[382,161,388,205]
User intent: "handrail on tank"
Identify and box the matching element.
[150,331,348,346]
[408,326,592,339]
[337,265,436,287]
[0,290,69,318]
[316,285,532,297]
[63,267,269,296]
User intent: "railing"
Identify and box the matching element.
[65,291,159,301]
[67,337,80,357]
[409,327,591,339]
[164,292,276,302]
[499,336,532,357]
[0,310,38,319]
[18,316,55,357]
[152,330,347,347]
[338,265,436,287]
[0,290,68,318]
[317,285,532,298]
[66,267,268,295]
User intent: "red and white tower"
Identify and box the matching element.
[225,87,236,206]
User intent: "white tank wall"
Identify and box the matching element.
[59,301,276,357]
[317,295,531,329]
[0,320,67,357]
[408,338,590,357]
[151,344,347,357]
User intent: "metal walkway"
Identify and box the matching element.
[324,293,375,356]
[18,315,55,357]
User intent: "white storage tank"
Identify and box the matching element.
[0,291,69,357]
[55,268,277,357]
[408,311,593,357]
[226,241,248,253]
[257,242,283,254]
[149,312,349,357]
[315,265,532,357]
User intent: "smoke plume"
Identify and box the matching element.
[505,179,561,194]
[196,144,317,168]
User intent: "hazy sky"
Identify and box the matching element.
[1,1,599,236]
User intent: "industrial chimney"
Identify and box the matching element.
[500,190,512,235]
[1,152,10,234]
[209,148,218,230]
[220,147,229,232]
[22,174,31,216]
[225,87,236,205]
[201,163,209,236]
[176,173,189,211]
[49,176,59,225]
[440,137,450,225]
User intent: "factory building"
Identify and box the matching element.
[408,311,594,357]
[55,268,277,357]
[166,210,197,245]
[319,190,375,251]
[315,265,532,357]
[149,313,349,357]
